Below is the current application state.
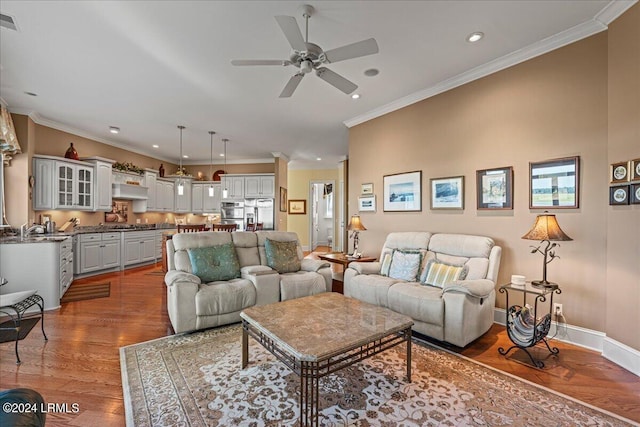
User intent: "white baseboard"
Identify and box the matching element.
[493,308,639,377]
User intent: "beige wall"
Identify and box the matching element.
[349,30,635,344]
[287,168,339,247]
[606,4,640,349]
[274,157,288,231]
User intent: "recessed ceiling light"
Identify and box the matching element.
[364,68,379,77]
[316,157,322,161]
[109,126,120,134]
[219,153,225,157]
[152,144,159,148]
[351,93,360,100]
[183,155,189,158]
[467,32,484,43]
[24,91,38,97]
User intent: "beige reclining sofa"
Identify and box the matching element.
[165,231,331,333]
[344,232,501,347]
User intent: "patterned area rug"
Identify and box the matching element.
[120,325,633,427]
[60,282,110,303]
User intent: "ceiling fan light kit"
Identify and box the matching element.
[232,4,379,98]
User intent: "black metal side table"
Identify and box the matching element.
[498,282,561,368]
[0,291,48,364]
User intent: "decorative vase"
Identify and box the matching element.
[64,143,79,160]
[159,164,165,177]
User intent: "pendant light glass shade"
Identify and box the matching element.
[222,138,229,198]
[208,131,215,197]
[177,125,185,196]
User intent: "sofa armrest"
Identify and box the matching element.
[443,279,495,299]
[348,261,381,275]
[300,259,330,272]
[164,270,201,287]
[241,265,280,306]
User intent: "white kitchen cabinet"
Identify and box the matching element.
[84,157,114,212]
[155,179,175,212]
[76,232,121,274]
[33,155,96,211]
[123,231,156,266]
[144,171,157,211]
[33,157,55,210]
[55,161,94,210]
[221,175,245,200]
[245,175,275,198]
[174,178,192,213]
[0,238,74,310]
[192,182,221,213]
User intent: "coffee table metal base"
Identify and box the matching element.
[242,319,412,426]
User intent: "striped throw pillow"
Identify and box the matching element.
[422,260,468,288]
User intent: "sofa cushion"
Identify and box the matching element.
[421,259,468,287]
[388,249,423,281]
[195,278,256,316]
[388,282,444,326]
[264,239,301,273]
[231,232,261,267]
[279,272,326,301]
[187,243,241,282]
[345,274,401,308]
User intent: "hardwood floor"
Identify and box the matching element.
[1,261,638,426]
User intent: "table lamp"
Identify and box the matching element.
[347,214,367,257]
[522,212,572,288]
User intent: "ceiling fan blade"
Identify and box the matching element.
[275,15,307,52]
[323,38,379,63]
[279,73,305,98]
[315,67,357,94]
[231,59,290,66]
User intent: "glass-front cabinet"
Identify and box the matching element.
[55,161,93,210]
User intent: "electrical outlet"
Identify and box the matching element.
[554,303,563,316]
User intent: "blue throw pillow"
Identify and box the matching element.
[187,243,240,282]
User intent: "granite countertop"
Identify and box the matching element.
[0,223,178,244]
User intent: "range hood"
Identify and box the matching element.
[112,183,148,200]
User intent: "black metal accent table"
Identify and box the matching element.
[240,293,413,427]
[498,282,561,368]
[0,293,48,364]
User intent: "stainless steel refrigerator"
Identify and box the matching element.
[244,199,274,230]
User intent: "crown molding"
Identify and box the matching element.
[343,4,632,128]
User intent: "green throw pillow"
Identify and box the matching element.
[187,243,240,282]
[422,259,468,288]
[264,238,301,273]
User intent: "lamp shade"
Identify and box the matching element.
[347,215,367,231]
[522,213,572,241]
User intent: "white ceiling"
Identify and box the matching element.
[0,1,633,169]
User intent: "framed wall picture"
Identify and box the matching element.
[631,159,640,181]
[476,166,513,210]
[361,183,374,195]
[610,161,630,183]
[279,187,287,212]
[609,185,630,205]
[529,156,580,209]
[288,199,306,215]
[383,171,422,212]
[631,183,640,204]
[358,195,376,212]
[430,176,464,210]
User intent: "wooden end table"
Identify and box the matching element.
[317,253,376,293]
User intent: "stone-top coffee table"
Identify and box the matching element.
[240,292,414,427]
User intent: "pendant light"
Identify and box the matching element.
[222,138,229,198]
[208,131,216,197]
[177,125,185,196]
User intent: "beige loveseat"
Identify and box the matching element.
[165,231,331,333]
[344,232,501,347]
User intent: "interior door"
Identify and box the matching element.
[311,184,319,251]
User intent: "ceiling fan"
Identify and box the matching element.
[231,4,379,98]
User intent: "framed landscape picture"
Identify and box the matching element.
[361,183,374,195]
[288,199,306,215]
[529,156,579,209]
[430,176,464,210]
[383,171,422,212]
[358,195,376,212]
[476,166,513,210]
